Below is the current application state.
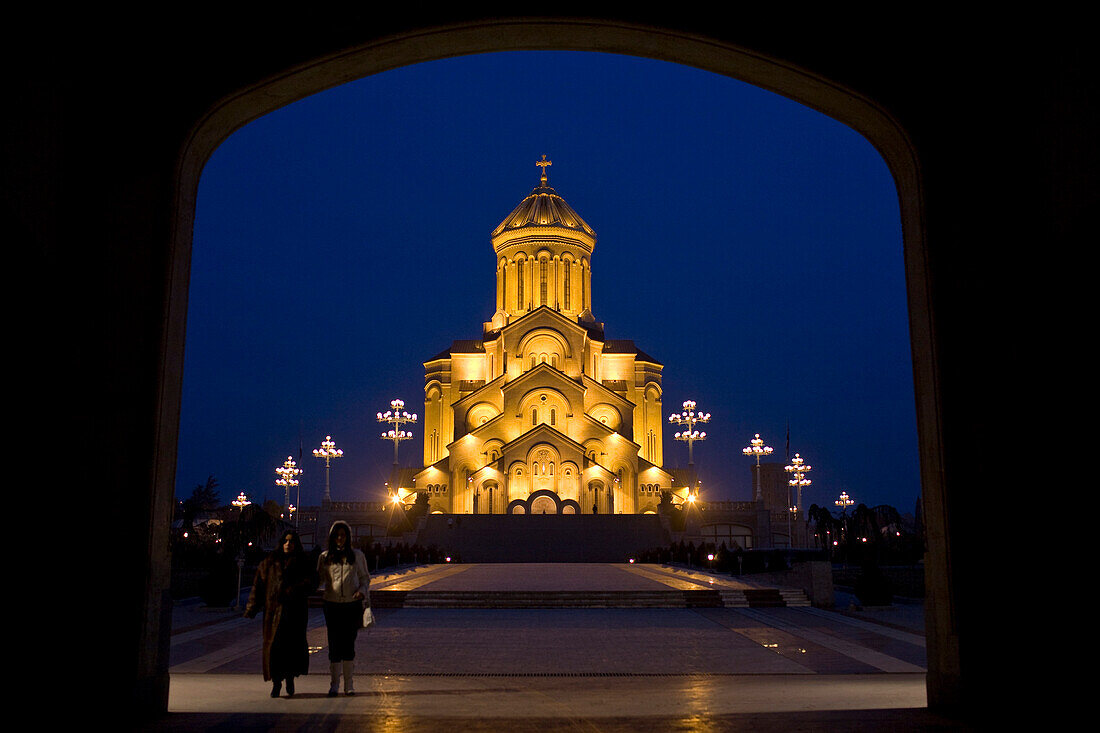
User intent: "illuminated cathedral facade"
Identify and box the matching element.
[410,158,679,515]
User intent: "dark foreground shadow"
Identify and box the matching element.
[139,708,973,732]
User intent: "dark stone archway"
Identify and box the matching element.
[508,489,581,515]
[20,14,1082,723]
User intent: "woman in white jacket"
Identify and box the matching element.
[316,520,370,696]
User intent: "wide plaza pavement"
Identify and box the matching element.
[152,562,966,731]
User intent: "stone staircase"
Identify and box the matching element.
[718,587,811,608]
[411,514,672,562]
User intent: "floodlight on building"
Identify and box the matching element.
[378,398,416,467]
[742,433,773,502]
[313,435,343,504]
[669,400,710,467]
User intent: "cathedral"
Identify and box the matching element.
[409,158,681,515]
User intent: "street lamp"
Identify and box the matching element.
[669,400,710,468]
[313,435,343,504]
[785,453,813,512]
[378,399,417,467]
[231,492,250,611]
[785,453,812,549]
[275,456,302,519]
[835,491,855,564]
[742,433,773,502]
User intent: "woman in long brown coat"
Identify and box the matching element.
[244,529,315,697]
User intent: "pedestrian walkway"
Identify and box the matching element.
[155,563,953,731]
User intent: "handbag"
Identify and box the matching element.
[362,604,375,628]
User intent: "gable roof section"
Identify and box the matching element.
[580,373,637,412]
[498,422,589,459]
[424,339,486,364]
[503,361,585,401]
[501,304,590,342]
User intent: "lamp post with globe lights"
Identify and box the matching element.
[378,399,417,468]
[231,492,251,610]
[784,453,812,548]
[275,456,302,520]
[786,453,813,512]
[669,400,710,500]
[669,400,710,468]
[835,491,855,562]
[313,435,343,504]
[742,433,773,502]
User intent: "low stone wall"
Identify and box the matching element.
[415,514,671,562]
[832,564,925,598]
[748,560,834,607]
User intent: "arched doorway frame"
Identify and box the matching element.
[157,18,947,712]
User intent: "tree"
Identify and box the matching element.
[222,503,280,555]
[179,475,220,532]
[807,504,837,558]
[261,499,283,520]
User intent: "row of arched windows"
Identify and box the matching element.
[531,406,558,425]
[640,483,662,493]
[499,254,589,312]
[529,352,560,369]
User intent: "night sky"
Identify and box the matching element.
[177,51,919,516]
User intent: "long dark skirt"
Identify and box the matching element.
[269,607,309,680]
[323,600,362,662]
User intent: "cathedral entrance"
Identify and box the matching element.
[530,495,556,514]
[507,489,581,515]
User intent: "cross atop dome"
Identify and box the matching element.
[536,154,551,184]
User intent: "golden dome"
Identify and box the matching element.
[491,157,596,250]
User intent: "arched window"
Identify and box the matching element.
[539,258,548,305]
[517,258,524,306]
[531,407,538,425]
[563,261,571,307]
[550,407,556,426]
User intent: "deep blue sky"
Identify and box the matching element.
[177,51,919,516]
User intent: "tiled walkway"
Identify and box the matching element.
[158,563,946,730]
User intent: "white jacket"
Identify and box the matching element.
[317,548,370,603]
